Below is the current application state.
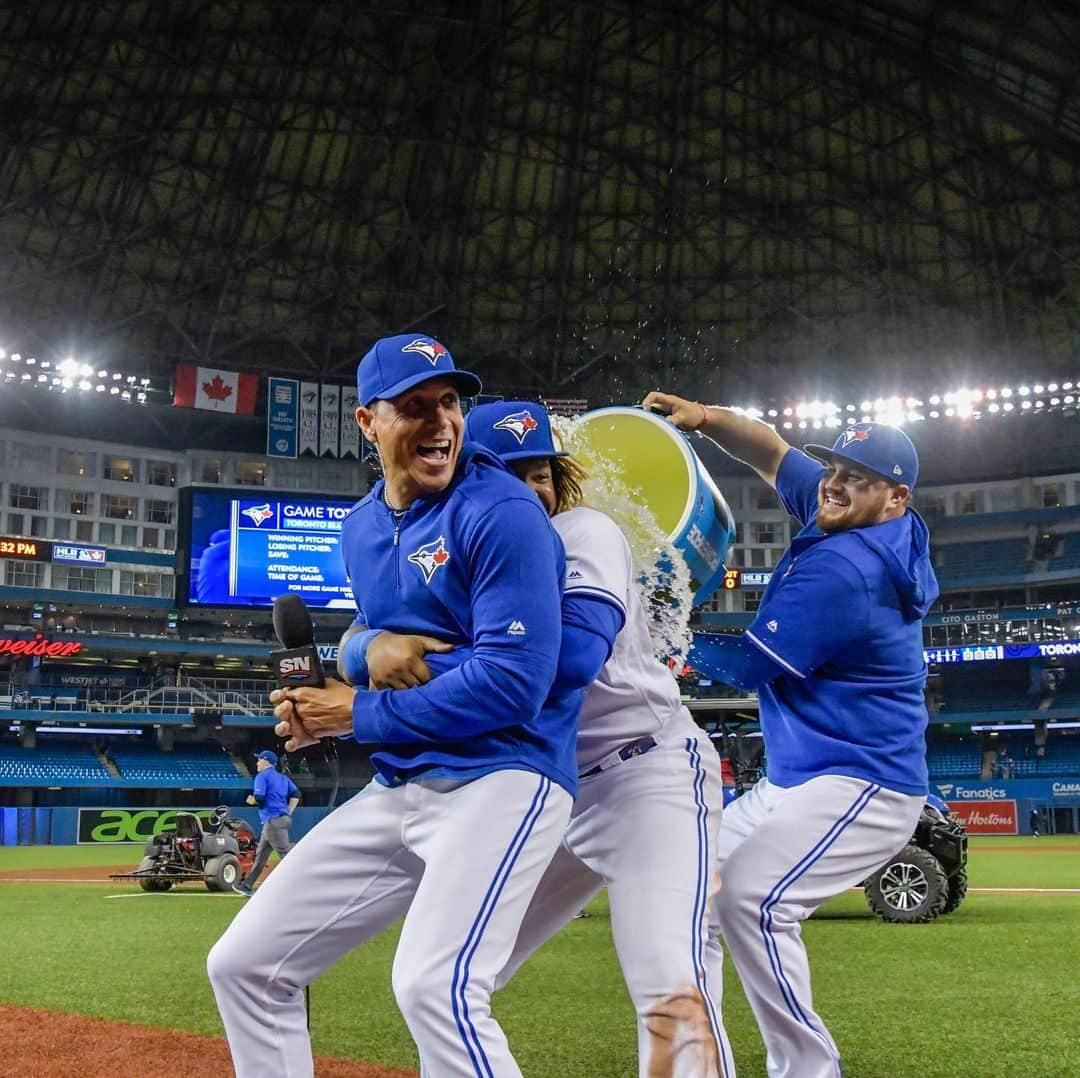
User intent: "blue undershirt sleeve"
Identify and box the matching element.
[689,631,788,691]
[552,592,624,693]
[774,447,826,528]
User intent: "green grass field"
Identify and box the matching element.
[1,836,1077,1076]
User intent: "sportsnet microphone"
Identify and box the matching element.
[271,593,340,805]
[271,593,325,688]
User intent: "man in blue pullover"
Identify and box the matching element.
[644,391,939,1078]
[208,335,576,1078]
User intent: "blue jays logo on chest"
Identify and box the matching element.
[493,409,539,444]
[408,535,451,584]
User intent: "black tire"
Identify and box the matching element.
[864,845,948,923]
[942,867,968,915]
[204,853,241,891]
[137,855,174,892]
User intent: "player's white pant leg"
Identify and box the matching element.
[207,780,422,1078]
[392,769,572,1078]
[494,840,604,990]
[712,776,923,1078]
[596,736,733,1078]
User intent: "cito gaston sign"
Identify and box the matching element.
[78,807,220,844]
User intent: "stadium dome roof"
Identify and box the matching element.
[1,1,1078,405]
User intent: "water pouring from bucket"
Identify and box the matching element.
[551,406,736,660]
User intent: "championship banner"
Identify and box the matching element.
[298,381,319,457]
[319,383,341,458]
[339,387,360,459]
[266,377,299,459]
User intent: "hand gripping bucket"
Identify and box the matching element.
[570,406,736,605]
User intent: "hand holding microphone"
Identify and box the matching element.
[270,594,355,751]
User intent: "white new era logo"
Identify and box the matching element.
[766,620,778,632]
[507,620,527,636]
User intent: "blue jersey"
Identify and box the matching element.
[745,449,939,796]
[253,768,299,825]
[340,443,579,795]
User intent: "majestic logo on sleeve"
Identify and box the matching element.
[493,409,539,444]
[401,338,448,365]
[242,504,274,526]
[407,536,451,583]
[839,424,872,448]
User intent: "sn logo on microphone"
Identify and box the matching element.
[279,655,314,679]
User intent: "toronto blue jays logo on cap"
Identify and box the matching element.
[357,333,481,406]
[805,420,920,488]
[463,399,569,461]
[401,338,449,365]
[839,425,871,448]
[493,409,540,445]
[408,536,451,584]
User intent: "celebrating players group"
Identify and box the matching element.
[207,333,938,1078]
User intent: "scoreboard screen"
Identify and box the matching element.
[176,487,358,610]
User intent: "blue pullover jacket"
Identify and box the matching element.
[340,443,579,795]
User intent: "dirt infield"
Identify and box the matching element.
[0,864,132,882]
[0,1004,417,1078]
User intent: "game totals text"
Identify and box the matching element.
[185,489,355,609]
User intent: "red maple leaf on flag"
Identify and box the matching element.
[202,374,233,402]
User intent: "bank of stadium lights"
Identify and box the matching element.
[0,349,156,403]
[734,381,1078,430]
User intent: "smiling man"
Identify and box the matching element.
[641,391,939,1078]
[209,335,577,1078]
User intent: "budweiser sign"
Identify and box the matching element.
[0,634,83,658]
[946,799,1017,835]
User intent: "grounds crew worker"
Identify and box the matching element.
[233,749,299,897]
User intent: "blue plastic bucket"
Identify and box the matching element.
[570,406,735,605]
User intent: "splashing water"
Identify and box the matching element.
[551,414,695,662]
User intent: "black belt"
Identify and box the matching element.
[580,736,658,778]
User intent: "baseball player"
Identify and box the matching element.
[644,392,938,1078]
[232,749,299,896]
[208,336,577,1078]
[365,400,734,1077]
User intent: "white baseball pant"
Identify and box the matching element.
[709,774,923,1078]
[207,768,571,1078]
[495,732,735,1078]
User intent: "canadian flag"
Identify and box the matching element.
[173,364,259,414]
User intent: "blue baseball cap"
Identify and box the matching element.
[356,334,482,407]
[464,400,570,462]
[254,749,278,765]
[804,422,919,488]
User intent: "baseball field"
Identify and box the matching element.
[0,836,1076,1077]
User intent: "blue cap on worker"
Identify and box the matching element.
[464,400,570,462]
[356,334,482,407]
[804,422,919,489]
[254,749,278,765]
